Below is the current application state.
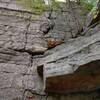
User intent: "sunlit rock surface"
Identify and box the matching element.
[0,0,100,100]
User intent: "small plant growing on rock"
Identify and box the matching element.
[18,0,60,14]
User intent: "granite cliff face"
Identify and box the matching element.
[0,0,100,100]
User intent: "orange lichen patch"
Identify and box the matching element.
[26,96,35,100]
[47,38,64,48]
[45,60,100,93]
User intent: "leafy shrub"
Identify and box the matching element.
[18,0,60,14]
[79,0,96,11]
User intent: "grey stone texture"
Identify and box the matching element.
[0,0,100,100]
[0,0,48,99]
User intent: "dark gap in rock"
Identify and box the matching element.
[43,24,54,35]
[12,49,44,56]
[29,55,34,67]
[37,65,44,80]
[81,20,100,36]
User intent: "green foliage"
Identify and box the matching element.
[50,0,61,10]
[79,0,96,11]
[18,0,45,14]
[18,0,97,14]
[18,0,60,14]
[90,5,98,19]
[88,0,97,6]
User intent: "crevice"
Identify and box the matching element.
[0,71,14,74]
[12,48,45,56]
[24,16,31,50]
[0,51,17,56]
[0,87,12,90]
[42,22,55,35]
[12,49,45,69]
[42,9,55,35]
[81,20,100,36]
[0,71,36,76]
[37,65,44,80]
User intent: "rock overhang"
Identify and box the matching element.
[37,30,100,94]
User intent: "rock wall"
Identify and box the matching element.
[0,0,100,100]
[0,0,48,99]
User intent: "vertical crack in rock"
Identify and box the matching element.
[28,55,34,68]
[24,16,31,50]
